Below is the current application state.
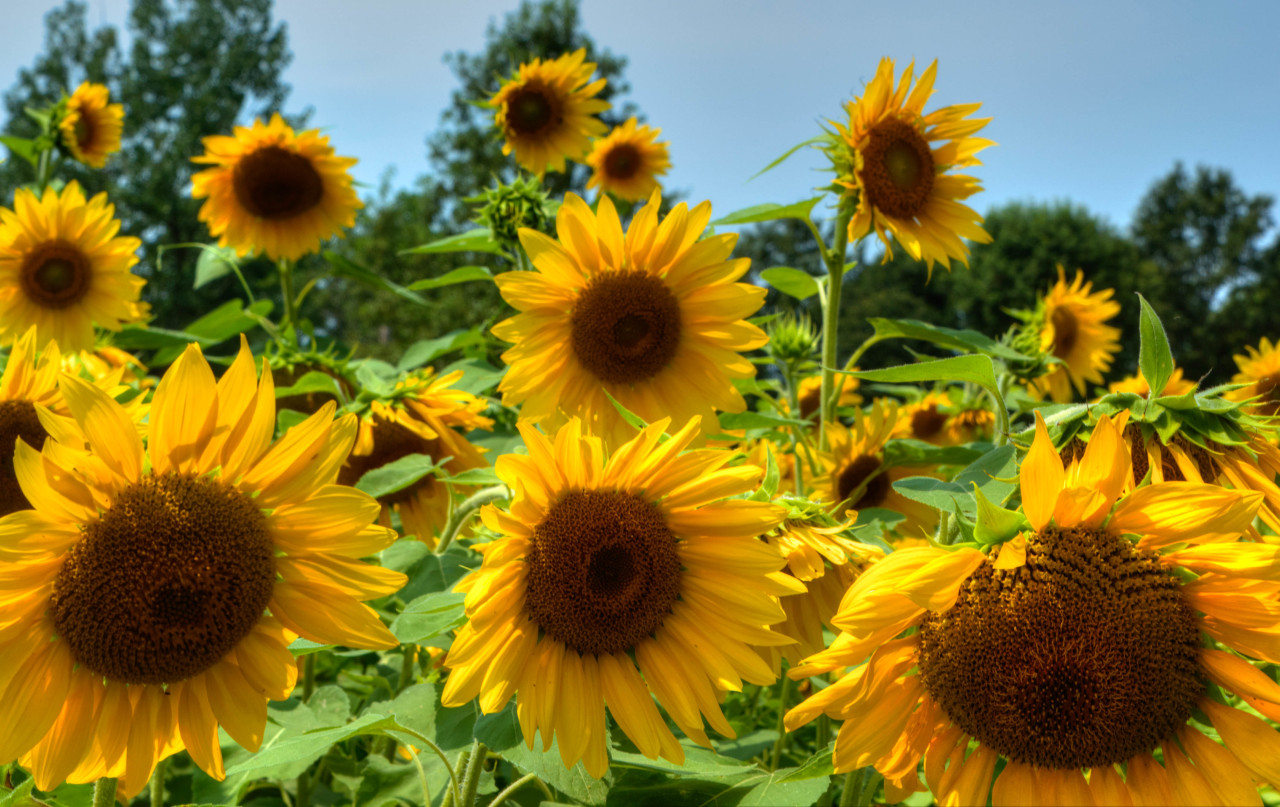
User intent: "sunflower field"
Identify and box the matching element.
[1,5,1280,807]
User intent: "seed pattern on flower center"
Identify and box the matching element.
[917,527,1202,769]
[0,400,47,516]
[73,114,95,149]
[836,454,889,508]
[860,118,935,219]
[338,416,440,507]
[911,405,948,440]
[233,145,324,220]
[571,271,682,385]
[1050,306,1079,359]
[603,143,642,180]
[506,86,557,135]
[525,489,681,656]
[20,241,92,309]
[51,473,276,685]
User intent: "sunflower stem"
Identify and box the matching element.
[149,757,166,807]
[769,673,792,770]
[488,772,554,807]
[92,777,117,807]
[302,653,316,702]
[782,362,806,495]
[295,770,311,807]
[35,148,52,193]
[396,643,417,694]
[278,257,299,343]
[460,741,488,807]
[839,769,862,807]
[436,485,510,554]
[818,211,853,452]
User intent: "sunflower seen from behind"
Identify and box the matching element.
[0,340,404,798]
[442,417,798,776]
[491,48,609,175]
[0,181,147,352]
[787,411,1278,806]
[1029,267,1121,402]
[494,192,767,447]
[585,118,671,201]
[191,113,362,261]
[57,82,124,168]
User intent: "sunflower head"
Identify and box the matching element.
[1107,366,1196,398]
[585,118,671,201]
[57,82,123,168]
[490,49,610,175]
[1024,266,1122,402]
[793,373,861,420]
[191,113,362,261]
[0,181,147,351]
[1228,336,1280,416]
[832,58,994,275]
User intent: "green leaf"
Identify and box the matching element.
[383,541,473,600]
[407,265,493,291]
[710,196,823,227]
[474,702,612,805]
[146,298,274,365]
[193,245,239,289]
[355,453,443,499]
[972,482,1030,545]
[893,445,1019,516]
[438,357,505,395]
[750,135,826,180]
[354,360,395,397]
[848,354,998,392]
[882,439,986,469]
[717,411,808,430]
[0,778,35,807]
[112,324,218,351]
[325,250,428,307]
[1137,294,1175,399]
[868,318,1033,361]
[442,466,502,486]
[276,409,309,436]
[224,713,404,776]
[401,228,507,257]
[269,685,350,732]
[275,371,344,400]
[391,591,467,643]
[0,136,37,167]
[396,329,484,372]
[760,444,780,499]
[605,390,649,431]
[760,266,821,300]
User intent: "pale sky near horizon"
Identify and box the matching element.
[1,0,1277,237]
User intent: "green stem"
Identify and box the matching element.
[839,769,862,807]
[302,654,316,702]
[396,644,417,693]
[816,713,830,750]
[278,258,298,341]
[488,773,554,807]
[92,778,117,807]
[34,148,52,193]
[818,210,853,452]
[435,485,510,554]
[992,373,1013,447]
[460,742,488,807]
[295,770,311,807]
[857,769,882,807]
[769,673,792,770]
[782,362,806,495]
[443,747,471,807]
[149,757,166,807]
[400,743,434,807]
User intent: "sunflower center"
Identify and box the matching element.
[570,271,683,385]
[506,87,556,135]
[337,416,440,507]
[233,145,325,220]
[917,527,1202,769]
[73,114,95,149]
[525,489,681,656]
[51,473,276,685]
[798,386,822,419]
[836,454,890,508]
[0,400,47,516]
[860,118,935,219]
[20,242,92,309]
[603,143,642,180]
[1050,306,1079,359]
[911,406,949,440]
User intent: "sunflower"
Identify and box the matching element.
[62,344,149,388]
[442,416,797,776]
[1228,337,1280,416]
[494,192,767,448]
[812,400,939,536]
[794,373,861,420]
[338,369,494,545]
[585,118,671,201]
[0,327,69,517]
[1029,267,1121,403]
[1107,366,1196,398]
[490,49,610,175]
[191,113,362,261]
[0,340,404,797]
[58,82,123,168]
[0,182,147,352]
[891,392,993,446]
[787,411,1278,806]
[834,59,993,275]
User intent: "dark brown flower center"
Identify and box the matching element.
[337,415,440,508]
[74,114,96,150]
[0,400,47,516]
[859,118,935,219]
[524,489,681,656]
[51,473,276,685]
[506,86,557,136]
[233,145,324,220]
[798,385,822,419]
[1050,306,1079,359]
[21,241,92,309]
[911,405,949,441]
[917,527,1202,769]
[571,271,682,385]
[603,143,642,181]
[836,454,890,508]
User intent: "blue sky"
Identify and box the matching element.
[2,0,1277,235]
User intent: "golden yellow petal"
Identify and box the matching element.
[1021,410,1064,532]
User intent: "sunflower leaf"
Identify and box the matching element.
[719,411,808,430]
[325,250,429,307]
[1137,294,1175,401]
[972,482,1030,545]
[760,266,821,300]
[193,244,240,289]
[868,318,1034,362]
[391,591,467,644]
[604,390,650,431]
[401,227,508,257]
[847,356,1005,425]
[355,453,445,500]
[749,135,827,180]
[406,265,494,291]
[710,196,823,227]
[0,135,37,167]
[751,444,781,501]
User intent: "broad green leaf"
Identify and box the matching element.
[225,713,404,776]
[0,778,35,807]
[750,135,826,179]
[276,409,309,436]
[760,266,821,300]
[112,324,219,351]
[850,355,1006,441]
[390,591,467,644]
[0,136,37,167]
[286,638,334,656]
[882,439,986,469]
[149,298,274,365]
[717,411,808,430]
[401,228,507,257]
[710,196,823,227]
[396,329,484,372]
[193,245,239,289]
[475,702,612,805]
[972,483,1030,545]
[442,466,502,486]
[869,318,1033,361]
[325,250,428,307]
[407,265,493,290]
[354,360,395,397]
[894,445,1019,516]
[268,685,350,732]
[355,453,443,499]
[1137,294,1175,399]
[382,541,473,600]
[761,444,780,499]
[438,357,505,395]
[274,371,344,400]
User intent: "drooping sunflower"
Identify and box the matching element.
[0,181,147,351]
[490,49,610,175]
[787,411,1278,806]
[834,58,993,274]
[1228,337,1280,416]
[1029,267,1122,403]
[1107,366,1196,398]
[585,118,671,201]
[58,82,123,168]
[442,417,797,776]
[494,192,767,447]
[0,340,404,798]
[191,113,362,261]
[338,368,494,545]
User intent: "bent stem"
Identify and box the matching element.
[489,773,554,807]
[436,485,511,554]
[818,210,853,451]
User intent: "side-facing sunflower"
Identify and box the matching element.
[0,326,68,516]
[1107,366,1196,398]
[794,372,861,420]
[834,59,993,274]
[1028,267,1121,402]
[494,192,767,447]
[0,340,404,798]
[339,368,494,545]
[0,182,147,352]
[58,82,123,168]
[191,113,362,261]
[442,417,797,776]
[891,391,994,446]
[787,411,1278,806]
[1228,336,1280,416]
[585,118,671,201]
[491,48,609,175]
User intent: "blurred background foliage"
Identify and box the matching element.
[3,0,1277,383]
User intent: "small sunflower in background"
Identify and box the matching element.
[1028,267,1121,402]
[442,417,795,776]
[191,113,362,261]
[0,181,148,352]
[339,368,494,545]
[494,192,767,448]
[788,412,1275,805]
[1107,366,1196,398]
[0,341,403,798]
[491,48,610,175]
[62,344,149,388]
[1228,336,1280,415]
[0,327,69,516]
[585,118,671,201]
[793,372,861,419]
[834,58,993,274]
[57,82,123,168]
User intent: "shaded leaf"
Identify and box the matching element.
[711,196,823,226]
